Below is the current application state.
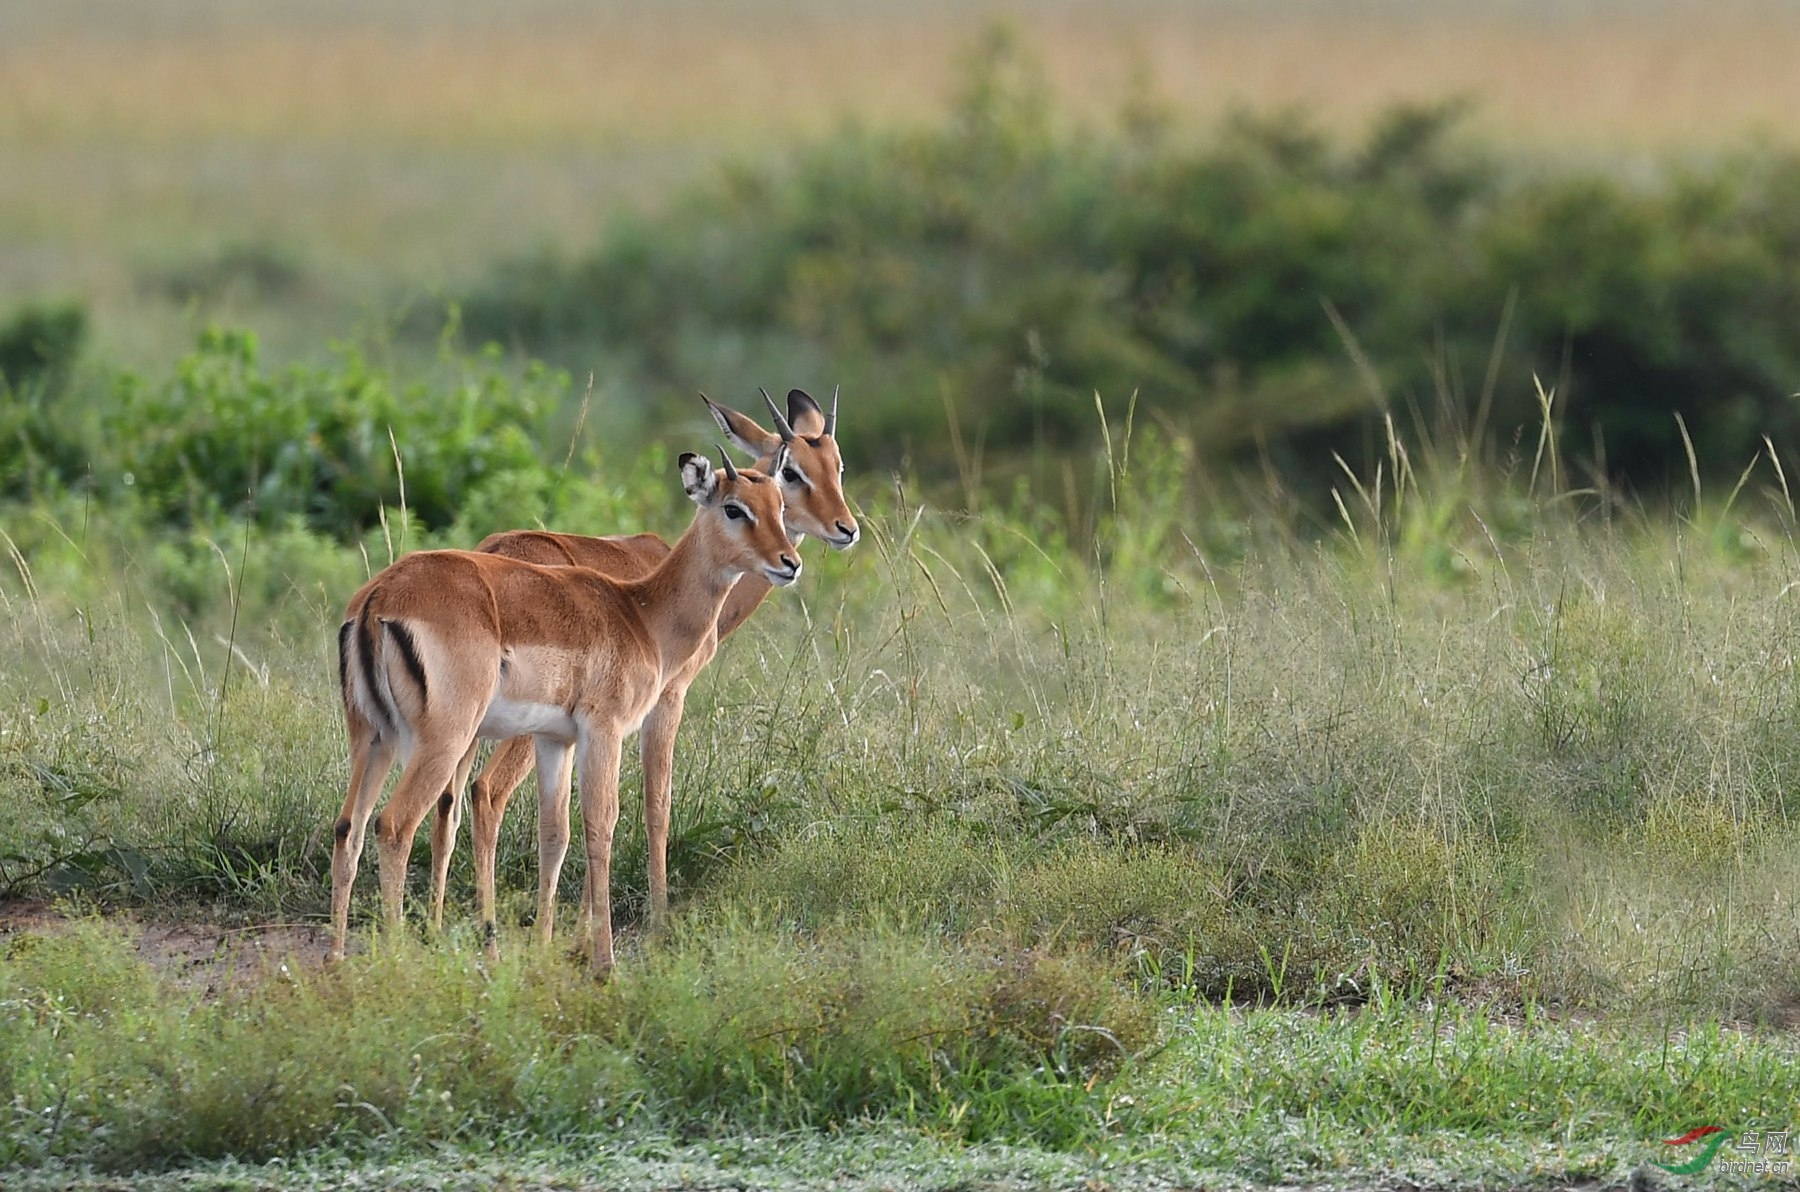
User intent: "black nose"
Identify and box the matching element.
[835,521,857,537]
[779,554,799,572]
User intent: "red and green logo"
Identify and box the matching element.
[1655,1126,1736,1174]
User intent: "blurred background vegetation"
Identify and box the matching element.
[6,0,1800,518]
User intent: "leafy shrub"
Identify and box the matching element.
[459,31,1800,491]
[0,300,91,498]
[0,300,86,395]
[140,240,307,304]
[74,327,569,536]
[1468,157,1800,483]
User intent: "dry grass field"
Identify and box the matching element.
[8,0,1799,150]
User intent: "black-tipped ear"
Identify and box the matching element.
[700,393,777,458]
[787,388,826,437]
[680,452,717,505]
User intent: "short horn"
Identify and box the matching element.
[824,384,839,437]
[715,443,737,483]
[759,386,796,442]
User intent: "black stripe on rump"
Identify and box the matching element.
[355,607,393,735]
[384,618,429,714]
[337,621,353,703]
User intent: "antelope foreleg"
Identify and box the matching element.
[577,730,625,978]
[638,686,689,934]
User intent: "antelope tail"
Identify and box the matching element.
[340,603,419,739]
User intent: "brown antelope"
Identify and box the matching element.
[329,448,800,975]
[440,388,858,954]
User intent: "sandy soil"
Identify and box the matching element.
[0,898,336,997]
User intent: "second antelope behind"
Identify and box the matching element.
[329,448,799,976]
[447,387,859,956]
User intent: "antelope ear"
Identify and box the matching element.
[700,393,777,458]
[678,452,717,505]
[786,388,826,437]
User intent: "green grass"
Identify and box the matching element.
[3,920,1798,1185]
[6,408,1800,1009]
[0,917,1145,1166]
[7,395,1800,1184]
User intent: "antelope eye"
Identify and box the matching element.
[724,504,748,522]
[782,467,802,484]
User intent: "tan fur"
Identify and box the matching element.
[327,453,799,976]
[449,391,860,955]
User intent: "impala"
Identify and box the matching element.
[440,388,858,954]
[329,448,800,974]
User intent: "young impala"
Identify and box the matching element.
[440,388,858,954]
[329,448,799,974]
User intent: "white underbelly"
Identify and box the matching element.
[477,695,578,743]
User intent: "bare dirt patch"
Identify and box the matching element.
[0,898,333,997]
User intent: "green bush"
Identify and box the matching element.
[103,328,567,535]
[140,240,307,305]
[1468,157,1800,483]
[0,324,594,538]
[0,300,90,498]
[0,300,86,395]
[459,32,1800,491]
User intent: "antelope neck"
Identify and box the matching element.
[618,516,741,666]
[715,445,797,621]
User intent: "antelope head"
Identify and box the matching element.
[678,445,802,586]
[700,387,859,550]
